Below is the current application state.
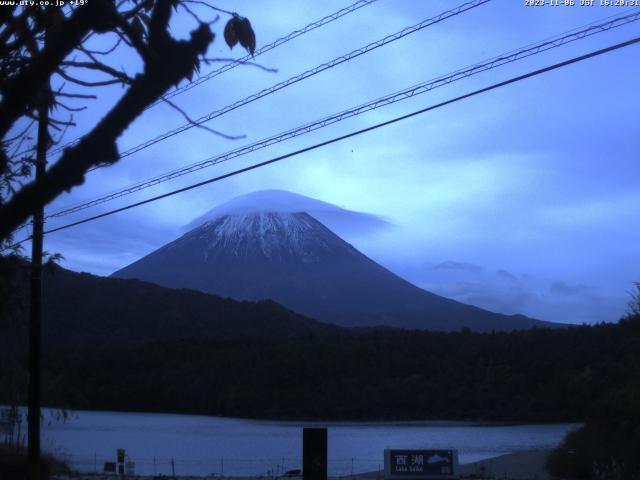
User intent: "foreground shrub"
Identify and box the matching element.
[0,444,72,480]
[547,330,640,480]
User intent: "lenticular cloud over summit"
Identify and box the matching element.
[183,189,392,238]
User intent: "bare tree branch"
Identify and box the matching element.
[0,20,215,239]
[54,92,98,100]
[54,101,88,113]
[178,2,203,24]
[61,60,134,84]
[3,120,35,144]
[0,0,120,138]
[203,57,277,73]
[121,1,153,20]
[56,68,125,87]
[1,1,260,245]
[160,96,246,140]
[183,0,236,16]
[79,36,123,56]
[47,117,76,127]
[114,17,150,61]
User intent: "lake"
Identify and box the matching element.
[36,409,579,476]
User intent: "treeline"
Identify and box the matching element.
[0,262,342,353]
[16,315,639,423]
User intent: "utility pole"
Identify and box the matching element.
[28,82,48,480]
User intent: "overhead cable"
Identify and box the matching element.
[45,0,382,157]
[45,10,640,220]
[94,0,492,162]
[9,35,633,249]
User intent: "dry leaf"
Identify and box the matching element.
[224,17,238,49]
[224,15,256,56]
[236,17,256,56]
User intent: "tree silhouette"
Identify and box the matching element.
[0,0,255,243]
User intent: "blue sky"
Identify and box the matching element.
[16,0,640,325]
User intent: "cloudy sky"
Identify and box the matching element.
[14,0,640,325]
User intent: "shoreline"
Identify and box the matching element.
[52,450,554,480]
[29,405,580,426]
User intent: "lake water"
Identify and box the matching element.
[37,409,579,476]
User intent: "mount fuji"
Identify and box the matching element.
[112,190,554,331]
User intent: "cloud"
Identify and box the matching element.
[433,261,483,274]
[385,258,627,325]
[539,192,640,229]
[181,189,393,238]
[550,281,596,296]
[497,269,517,281]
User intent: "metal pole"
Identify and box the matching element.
[28,91,48,480]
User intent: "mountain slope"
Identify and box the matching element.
[4,265,343,351]
[113,202,555,331]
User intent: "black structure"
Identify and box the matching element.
[303,427,327,480]
[28,90,48,480]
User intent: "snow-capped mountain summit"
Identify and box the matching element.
[183,189,391,238]
[113,191,555,331]
[186,211,356,263]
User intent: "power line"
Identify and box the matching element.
[92,0,492,163]
[45,10,640,220]
[156,0,380,104]
[6,35,634,250]
[46,0,381,157]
